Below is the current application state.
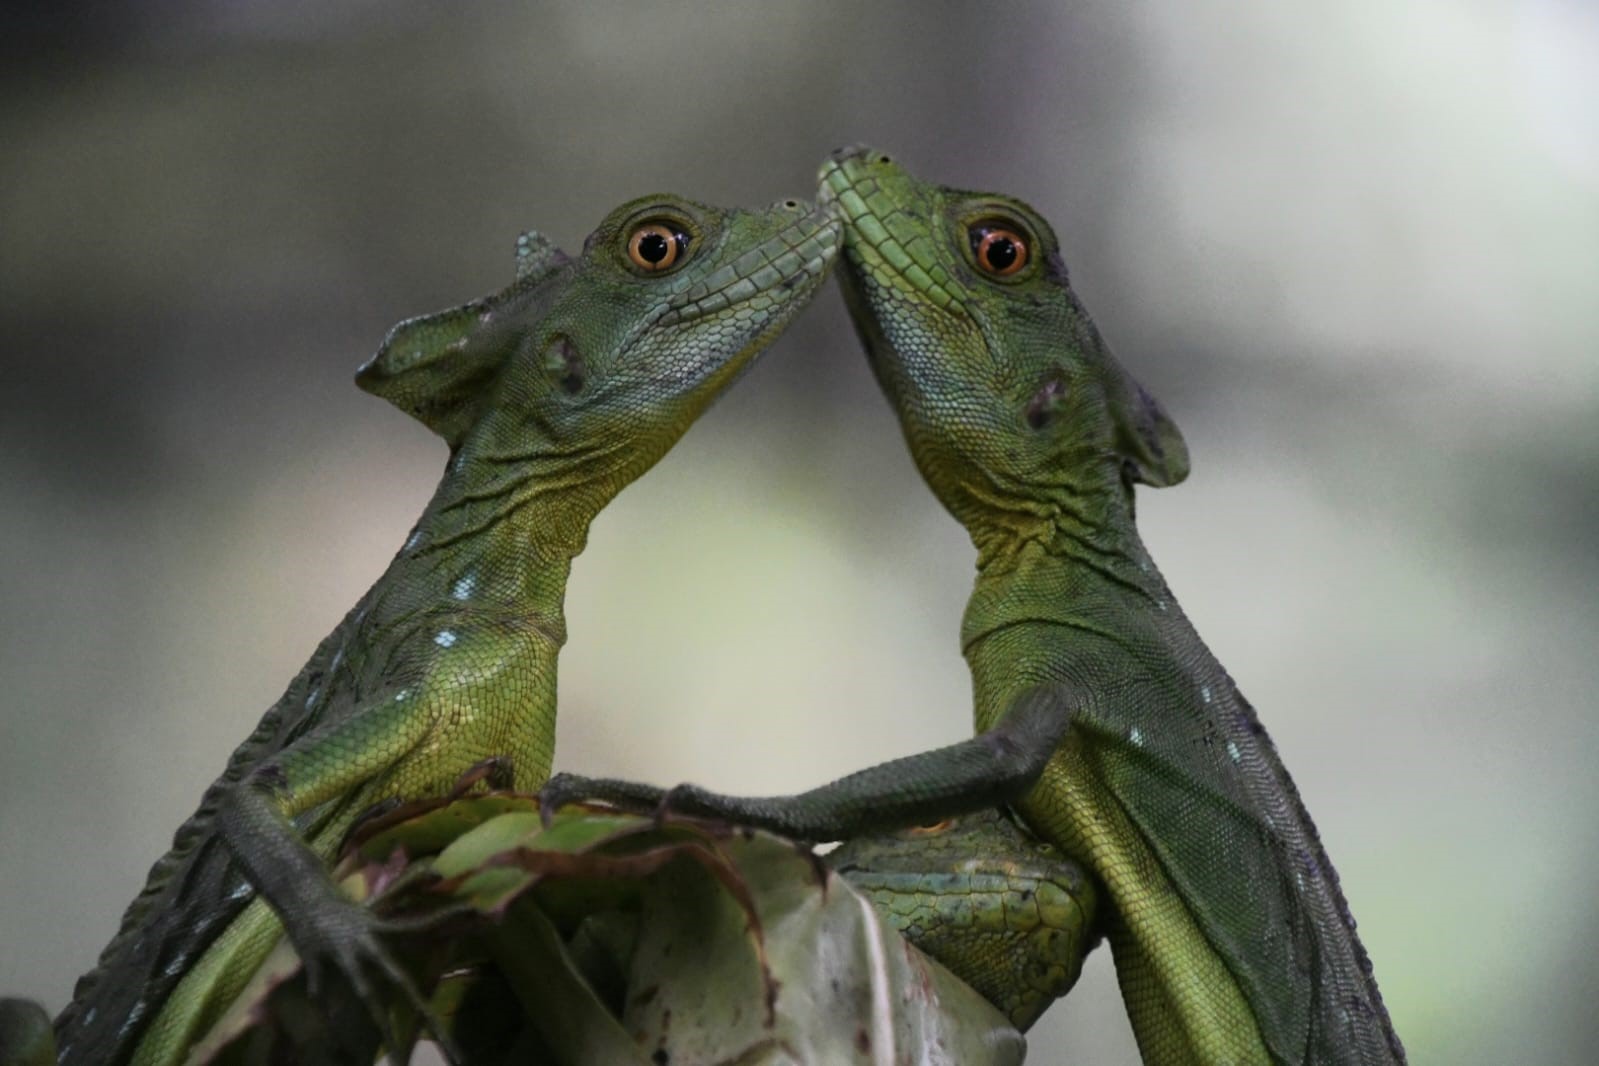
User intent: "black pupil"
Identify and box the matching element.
[984,233,1017,271]
[637,230,672,263]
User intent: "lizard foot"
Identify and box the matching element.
[449,755,515,799]
[536,772,666,828]
[537,775,811,838]
[292,896,464,1066]
[654,782,804,835]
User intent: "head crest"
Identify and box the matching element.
[1111,375,1188,487]
[355,229,571,446]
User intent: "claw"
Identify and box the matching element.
[379,901,477,937]
[349,796,406,838]
[290,897,466,1065]
[660,782,718,824]
[383,959,462,1066]
[655,783,695,827]
[450,755,514,800]
[536,773,572,828]
[361,958,423,1066]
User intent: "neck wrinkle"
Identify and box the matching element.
[427,421,606,558]
[960,481,1166,657]
[965,465,1142,578]
[387,461,587,651]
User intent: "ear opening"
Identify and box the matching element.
[1111,375,1189,488]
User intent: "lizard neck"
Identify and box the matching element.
[378,426,614,645]
[958,475,1197,720]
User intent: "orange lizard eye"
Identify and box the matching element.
[627,222,690,273]
[907,819,955,836]
[969,222,1029,277]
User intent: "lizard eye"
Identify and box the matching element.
[968,220,1030,278]
[907,819,955,836]
[627,221,691,273]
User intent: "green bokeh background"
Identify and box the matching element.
[2,4,1594,1062]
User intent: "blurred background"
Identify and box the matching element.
[2,2,1594,1062]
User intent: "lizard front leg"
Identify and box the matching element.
[215,693,457,1062]
[539,685,1075,841]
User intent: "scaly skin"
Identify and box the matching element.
[817,147,1405,1065]
[827,809,1100,1030]
[53,194,840,1066]
[543,149,1405,1065]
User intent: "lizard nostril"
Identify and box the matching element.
[829,143,875,164]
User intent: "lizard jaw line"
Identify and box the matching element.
[613,208,840,389]
[656,206,840,329]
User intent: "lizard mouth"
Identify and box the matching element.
[655,201,840,330]
[818,148,965,317]
[612,199,840,395]
[818,147,995,411]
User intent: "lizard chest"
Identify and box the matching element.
[362,620,561,798]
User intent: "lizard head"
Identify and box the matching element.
[818,146,1187,547]
[356,194,839,524]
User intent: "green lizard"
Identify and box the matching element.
[541,147,1405,1064]
[53,193,840,1066]
[827,809,1100,1031]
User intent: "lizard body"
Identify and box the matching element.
[55,194,839,1065]
[819,146,1405,1065]
[827,809,1100,1031]
[543,150,1404,1064]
